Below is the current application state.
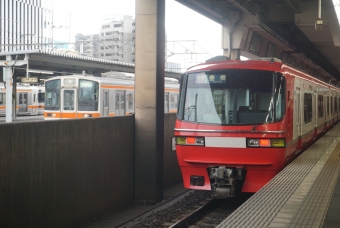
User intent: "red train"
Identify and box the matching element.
[174,57,340,197]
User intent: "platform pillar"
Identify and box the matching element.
[222,10,244,60]
[134,0,165,203]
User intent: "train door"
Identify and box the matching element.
[18,93,28,114]
[62,89,77,118]
[126,91,134,114]
[103,90,109,117]
[294,88,302,143]
[115,91,125,116]
[32,92,38,115]
[165,92,169,113]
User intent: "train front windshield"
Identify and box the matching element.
[45,79,60,110]
[78,79,99,111]
[178,70,286,125]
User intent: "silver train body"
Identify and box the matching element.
[0,83,45,116]
[44,72,179,119]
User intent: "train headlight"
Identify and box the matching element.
[176,137,205,146]
[47,113,56,117]
[247,138,285,148]
[82,114,92,118]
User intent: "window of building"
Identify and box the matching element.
[102,25,110,29]
[304,93,312,123]
[114,24,122,28]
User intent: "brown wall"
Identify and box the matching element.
[163,113,182,188]
[0,116,135,228]
[0,114,181,228]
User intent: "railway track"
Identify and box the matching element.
[126,191,252,228]
[169,194,251,228]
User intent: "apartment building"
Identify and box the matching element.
[99,15,135,62]
[75,33,100,58]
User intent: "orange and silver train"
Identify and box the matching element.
[44,72,179,119]
[0,83,45,116]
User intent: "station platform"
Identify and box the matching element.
[217,123,340,228]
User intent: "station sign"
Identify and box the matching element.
[21,77,38,83]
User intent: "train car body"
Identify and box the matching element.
[44,72,179,119]
[0,83,45,116]
[174,58,340,197]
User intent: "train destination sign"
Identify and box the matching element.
[21,77,38,83]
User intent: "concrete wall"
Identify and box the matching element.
[0,113,181,228]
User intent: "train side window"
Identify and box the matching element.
[174,94,178,108]
[170,94,175,109]
[331,97,333,114]
[127,93,133,110]
[318,95,323,118]
[33,94,36,103]
[304,93,312,123]
[335,97,338,113]
[0,93,6,104]
[38,93,45,103]
[327,96,329,115]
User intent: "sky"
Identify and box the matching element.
[52,0,223,70]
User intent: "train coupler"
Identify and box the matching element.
[209,166,244,198]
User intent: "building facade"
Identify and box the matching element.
[0,0,53,52]
[98,15,135,62]
[75,33,100,58]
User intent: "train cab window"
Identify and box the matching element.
[78,79,99,111]
[304,93,312,123]
[318,95,323,118]
[63,90,75,111]
[0,93,5,104]
[45,79,60,110]
[180,70,286,125]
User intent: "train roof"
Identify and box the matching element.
[44,72,179,87]
[0,83,45,91]
[186,57,283,73]
[186,56,338,87]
